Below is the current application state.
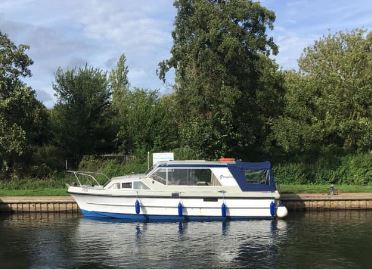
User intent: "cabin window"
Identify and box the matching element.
[151,168,167,184]
[133,181,149,190]
[168,169,212,186]
[244,169,270,185]
[150,168,215,186]
[109,183,121,189]
[121,182,132,189]
[167,168,212,186]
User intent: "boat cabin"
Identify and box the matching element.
[105,160,276,192]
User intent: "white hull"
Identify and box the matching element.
[67,159,287,221]
[70,191,277,220]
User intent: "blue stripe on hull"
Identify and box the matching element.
[80,209,274,222]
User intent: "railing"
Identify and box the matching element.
[67,170,110,187]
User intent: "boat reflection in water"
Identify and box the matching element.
[72,217,288,268]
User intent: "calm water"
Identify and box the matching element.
[1,211,372,269]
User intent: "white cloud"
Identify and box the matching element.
[265,0,372,69]
[0,0,175,107]
[273,32,316,70]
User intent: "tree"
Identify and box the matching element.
[110,54,129,109]
[109,54,179,154]
[52,65,114,165]
[0,32,49,177]
[152,94,179,152]
[114,88,179,155]
[109,54,130,152]
[158,0,282,159]
[273,29,372,153]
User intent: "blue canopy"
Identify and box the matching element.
[232,161,272,170]
[228,161,276,192]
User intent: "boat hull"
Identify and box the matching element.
[80,209,274,221]
[70,192,278,221]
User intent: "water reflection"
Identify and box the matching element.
[72,217,287,268]
[1,212,372,268]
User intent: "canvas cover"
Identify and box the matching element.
[228,161,276,191]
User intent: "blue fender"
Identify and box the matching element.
[221,202,227,218]
[135,200,141,215]
[270,201,276,217]
[178,202,183,217]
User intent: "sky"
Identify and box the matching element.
[1,0,371,107]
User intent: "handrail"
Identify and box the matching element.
[67,170,108,187]
[73,170,110,181]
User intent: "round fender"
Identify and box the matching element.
[277,206,288,218]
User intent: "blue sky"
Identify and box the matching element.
[1,0,371,107]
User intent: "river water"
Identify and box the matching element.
[1,211,371,269]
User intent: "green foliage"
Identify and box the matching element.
[119,89,159,153]
[28,145,66,178]
[0,188,67,196]
[110,54,129,101]
[1,18,372,190]
[0,32,33,88]
[78,155,147,184]
[278,184,372,194]
[274,29,372,153]
[158,0,283,159]
[110,54,129,151]
[274,162,308,184]
[110,55,179,154]
[336,154,372,185]
[52,65,115,165]
[0,31,49,177]
[173,146,201,160]
[152,95,180,151]
[113,87,179,155]
[0,173,69,190]
[274,153,372,185]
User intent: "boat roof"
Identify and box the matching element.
[154,160,275,192]
[157,160,228,165]
[155,160,272,170]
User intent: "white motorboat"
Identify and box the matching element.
[67,159,288,221]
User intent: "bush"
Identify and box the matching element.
[173,146,201,160]
[273,153,372,185]
[34,145,65,168]
[274,163,308,184]
[78,155,147,184]
[336,154,372,185]
[0,173,70,190]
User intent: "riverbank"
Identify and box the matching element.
[1,193,372,213]
[0,196,79,213]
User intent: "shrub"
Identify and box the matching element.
[173,146,201,160]
[273,163,308,184]
[273,153,372,185]
[78,155,147,184]
[336,154,372,185]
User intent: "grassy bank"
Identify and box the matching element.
[278,184,372,193]
[0,188,67,196]
[0,177,71,196]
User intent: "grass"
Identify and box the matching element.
[0,174,75,196]
[0,188,67,196]
[278,184,372,193]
